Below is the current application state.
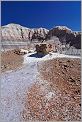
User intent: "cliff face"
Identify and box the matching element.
[1,24,81,49]
[1,24,49,41]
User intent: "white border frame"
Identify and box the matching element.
[0,1,81,122]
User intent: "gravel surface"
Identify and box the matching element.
[21,58,81,121]
[1,51,81,122]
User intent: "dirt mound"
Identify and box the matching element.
[1,50,24,72]
[39,58,81,93]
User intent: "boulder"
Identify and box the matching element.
[14,49,27,55]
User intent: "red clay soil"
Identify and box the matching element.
[21,58,81,121]
[1,50,24,72]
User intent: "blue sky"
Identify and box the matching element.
[1,1,81,31]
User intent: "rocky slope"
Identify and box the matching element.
[1,24,81,49]
[46,26,81,49]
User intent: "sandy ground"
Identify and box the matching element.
[1,61,38,122]
[1,50,81,122]
[1,50,24,72]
